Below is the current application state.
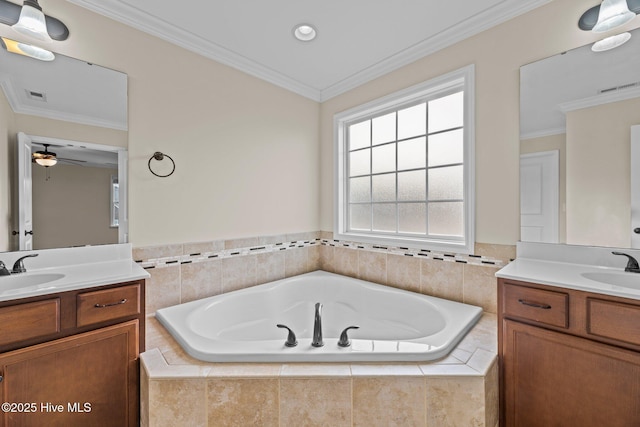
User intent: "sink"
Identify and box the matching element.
[0,273,66,293]
[581,271,640,289]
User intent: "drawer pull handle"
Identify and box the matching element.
[518,299,551,310]
[94,299,127,308]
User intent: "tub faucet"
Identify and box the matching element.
[612,251,640,273]
[312,302,324,347]
[0,261,10,276]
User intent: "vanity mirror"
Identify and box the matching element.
[0,44,128,251]
[520,26,640,248]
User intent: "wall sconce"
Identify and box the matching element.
[0,36,54,60]
[0,0,69,41]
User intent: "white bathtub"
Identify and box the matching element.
[155,270,483,362]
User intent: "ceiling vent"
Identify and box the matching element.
[25,89,47,102]
[598,81,640,94]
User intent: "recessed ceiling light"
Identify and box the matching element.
[591,32,631,52]
[293,24,317,42]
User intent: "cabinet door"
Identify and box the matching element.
[0,320,138,427]
[503,320,640,427]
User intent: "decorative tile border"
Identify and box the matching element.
[134,232,505,270]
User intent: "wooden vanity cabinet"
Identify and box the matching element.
[0,280,145,427]
[499,278,640,426]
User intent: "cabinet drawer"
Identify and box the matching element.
[587,298,640,346]
[77,284,140,327]
[0,299,60,346]
[503,283,569,328]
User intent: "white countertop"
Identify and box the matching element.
[0,244,149,302]
[497,252,640,301]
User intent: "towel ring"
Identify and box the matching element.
[148,152,175,178]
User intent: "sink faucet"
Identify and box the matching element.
[0,261,10,276]
[11,254,39,274]
[612,251,640,273]
[312,302,324,347]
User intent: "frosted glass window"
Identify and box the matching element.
[398,137,426,170]
[428,166,463,200]
[336,65,473,252]
[349,176,370,202]
[373,203,396,232]
[398,103,426,140]
[372,173,396,202]
[428,91,463,133]
[349,149,370,177]
[372,143,396,174]
[398,170,426,201]
[350,204,371,230]
[349,120,371,150]
[399,203,426,234]
[428,202,463,236]
[372,112,396,145]
[428,129,463,167]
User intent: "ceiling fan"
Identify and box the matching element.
[31,143,86,167]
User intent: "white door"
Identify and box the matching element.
[631,125,640,248]
[520,150,559,243]
[117,150,128,243]
[16,132,34,250]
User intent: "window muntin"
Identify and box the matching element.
[334,65,475,253]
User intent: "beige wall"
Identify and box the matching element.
[320,0,637,246]
[520,133,567,243]
[31,164,118,249]
[566,97,640,247]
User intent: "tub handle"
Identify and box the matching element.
[338,326,360,347]
[276,324,298,347]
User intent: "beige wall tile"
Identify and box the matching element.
[257,251,285,284]
[425,376,485,427]
[145,266,181,314]
[224,237,260,250]
[181,258,223,303]
[286,231,320,242]
[484,360,499,427]
[222,256,257,293]
[333,247,358,278]
[149,379,206,427]
[463,264,499,313]
[421,259,464,302]
[358,250,387,284]
[207,379,278,427]
[183,240,224,255]
[280,379,351,427]
[259,234,287,245]
[319,245,335,272]
[308,244,321,271]
[285,247,309,277]
[140,364,149,427]
[474,243,516,264]
[319,230,333,240]
[133,244,183,261]
[353,377,425,426]
[387,254,420,292]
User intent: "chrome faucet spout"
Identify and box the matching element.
[312,302,324,347]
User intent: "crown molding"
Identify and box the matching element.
[68,0,550,102]
[559,85,640,113]
[520,126,566,141]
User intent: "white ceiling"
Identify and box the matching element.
[68,0,550,101]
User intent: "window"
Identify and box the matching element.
[334,65,475,253]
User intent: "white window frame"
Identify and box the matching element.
[333,64,475,253]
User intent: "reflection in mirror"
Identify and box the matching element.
[520,27,640,248]
[0,45,128,252]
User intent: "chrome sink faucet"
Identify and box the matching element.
[312,302,324,347]
[612,251,640,273]
[11,254,38,274]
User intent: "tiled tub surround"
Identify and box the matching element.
[141,313,498,427]
[134,231,509,316]
[136,232,505,426]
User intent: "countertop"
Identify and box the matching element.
[0,244,149,302]
[496,257,640,301]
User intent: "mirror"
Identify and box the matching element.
[0,44,128,251]
[520,27,640,248]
